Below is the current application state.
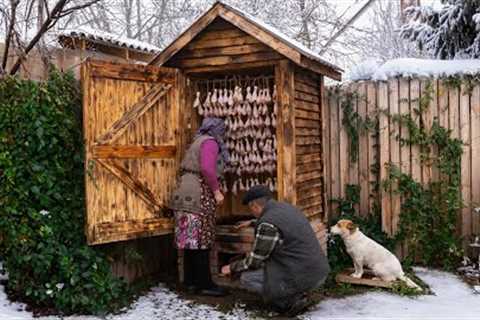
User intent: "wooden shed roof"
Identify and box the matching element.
[148,1,342,80]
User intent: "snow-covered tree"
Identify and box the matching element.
[400,0,480,59]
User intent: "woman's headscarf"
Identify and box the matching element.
[195,117,229,163]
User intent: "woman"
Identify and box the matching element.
[170,117,228,296]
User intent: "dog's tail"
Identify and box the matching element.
[399,274,422,290]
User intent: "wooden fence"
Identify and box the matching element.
[323,78,480,248]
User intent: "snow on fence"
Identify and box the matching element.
[323,78,480,250]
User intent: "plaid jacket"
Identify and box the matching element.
[230,221,282,273]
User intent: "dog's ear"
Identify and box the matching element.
[347,221,358,234]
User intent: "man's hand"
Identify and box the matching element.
[221,265,231,276]
[234,220,252,230]
[214,190,224,205]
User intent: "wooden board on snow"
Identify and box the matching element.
[335,268,393,289]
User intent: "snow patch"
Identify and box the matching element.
[350,58,480,81]
[58,27,161,53]
[347,59,381,81]
[303,267,480,320]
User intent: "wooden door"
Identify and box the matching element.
[82,59,182,245]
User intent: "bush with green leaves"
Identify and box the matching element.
[0,70,129,315]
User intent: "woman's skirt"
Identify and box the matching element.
[174,177,216,250]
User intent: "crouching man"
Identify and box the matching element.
[221,185,330,316]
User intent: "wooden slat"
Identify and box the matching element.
[367,82,377,213]
[295,109,320,120]
[296,144,322,155]
[276,60,296,204]
[95,83,172,145]
[410,79,422,183]
[295,100,320,112]
[89,59,176,83]
[295,118,322,128]
[219,8,302,64]
[358,82,369,217]
[295,81,321,96]
[295,91,320,103]
[92,145,176,159]
[149,4,222,65]
[389,79,401,235]
[173,51,283,68]
[297,153,322,164]
[378,82,392,236]
[320,76,331,222]
[177,43,271,59]
[93,219,174,245]
[96,159,161,212]
[296,127,321,136]
[296,160,322,173]
[460,84,472,242]
[298,194,322,207]
[194,27,247,40]
[471,85,480,236]
[297,171,322,183]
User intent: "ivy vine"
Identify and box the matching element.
[384,80,464,270]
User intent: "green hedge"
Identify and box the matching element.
[0,70,129,315]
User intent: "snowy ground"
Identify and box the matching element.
[0,267,478,320]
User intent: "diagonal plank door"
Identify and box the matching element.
[82,59,182,245]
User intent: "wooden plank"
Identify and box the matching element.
[349,83,359,214]
[438,80,449,130]
[296,160,322,173]
[149,4,222,65]
[471,84,480,236]
[172,51,283,68]
[95,83,172,145]
[193,27,247,41]
[295,100,321,112]
[295,118,322,128]
[296,144,322,155]
[295,91,320,103]
[295,81,321,96]
[320,76,330,222]
[296,127,321,136]
[367,82,377,213]
[183,60,278,74]
[460,83,472,243]
[89,59,176,83]
[295,109,320,121]
[185,35,262,50]
[299,55,342,81]
[336,269,393,289]
[276,60,297,204]
[297,171,322,183]
[177,43,271,59]
[389,78,401,235]
[93,219,174,245]
[96,159,161,212]
[92,145,177,159]
[219,8,302,64]
[410,79,422,183]
[330,88,341,216]
[378,82,392,236]
[298,194,322,207]
[297,153,322,164]
[358,82,369,217]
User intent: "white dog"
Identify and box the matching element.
[330,219,420,289]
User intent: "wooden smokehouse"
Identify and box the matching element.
[81,1,342,283]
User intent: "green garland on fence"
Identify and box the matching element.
[384,80,464,270]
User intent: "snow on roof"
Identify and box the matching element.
[221,2,342,72]
[58,27,160,54]
[349,58,480,81]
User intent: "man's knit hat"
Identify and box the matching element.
[242,185,272,205]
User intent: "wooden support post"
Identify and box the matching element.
[275,60,296,204]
